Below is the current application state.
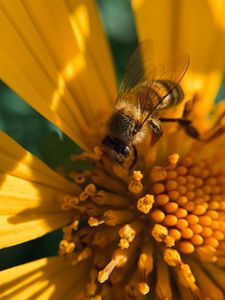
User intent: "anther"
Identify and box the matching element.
[137,194,154,214]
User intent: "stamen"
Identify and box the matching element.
[152,224,175,247]
[92,190,130,208]
[118,221,143,249]
[128,171,143,194]
[155,255,172,300]
[59,240,75,255]
[104,209,135,226]
[79,184,97,202]
[150,166,167,182]
[164,249,204,299]
[138,242,153,295]
[92,227,119,247]
[92,170,127,195]
[60,194,79,210]
[98,248,128,283]
[86,269,98,296]
[137,194,154,214]
[71,247,92,266]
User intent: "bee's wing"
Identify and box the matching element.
[138,54,190,126]
[116,40,189,126]
[116,40,156,105]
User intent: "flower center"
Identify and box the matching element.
[58,148,225,299]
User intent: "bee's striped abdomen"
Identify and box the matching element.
[152,80,184,110]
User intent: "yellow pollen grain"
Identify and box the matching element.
[204,237,219,248]
[193,204,207,215]
[176,219,188,229]
[220,201,225,210]
[209,201,220,210]
[165,180,178,191]
[181,228,194,239]
[196,245,217,262]
[205,177,217,185]
[186,183,195,191]
[189,166,201,176]
[186,214,199,224]
[177,176,186,185]
[203,185,212,194]
[191,234,204,246]
[166,170,177,180]
[163,215,178,226]
[195,178,203,187]
[184,201,195,211]
[164,202,179,213]
[199,216,212,226]
[175,208,188,218]
[137,194,154,214]
[176,166,188,176]
[150,166,167,182]
[211,220,220,230]
[186,191,195,201]
[180,156,193,167]
[155,194,170,206]
[213,231,224,240]
[201,227,213,237]
[177,185,187,195]
[201,169,210,178]
[149,209,165,222]
[186,175,194,183]
[169,228,182,240]
[139,282,150,295]
[153,183,165,194]
[178,241,195,254]
[190,224,203,234]
[176,196,188,206]
[168,190,179,201]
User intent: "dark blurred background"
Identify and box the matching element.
[0,0,225,271]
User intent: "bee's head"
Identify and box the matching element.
[102,135,130,164]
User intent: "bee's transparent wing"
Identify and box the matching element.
[116,40,155,104]
[137,54,190,126]
[116,40,189,127]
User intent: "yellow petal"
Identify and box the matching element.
[132,0,225,114]
[0,0,117,149]
[0,131,79,248]
[0,256,89,300]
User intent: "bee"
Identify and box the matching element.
[102,41,199,169]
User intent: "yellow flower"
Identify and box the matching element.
[1,0,225,299]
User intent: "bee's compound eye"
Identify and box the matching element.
[123,146,130,158]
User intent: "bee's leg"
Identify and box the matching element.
[129,144,138,171]
[159,117,200,140]
[149,119,163,146]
